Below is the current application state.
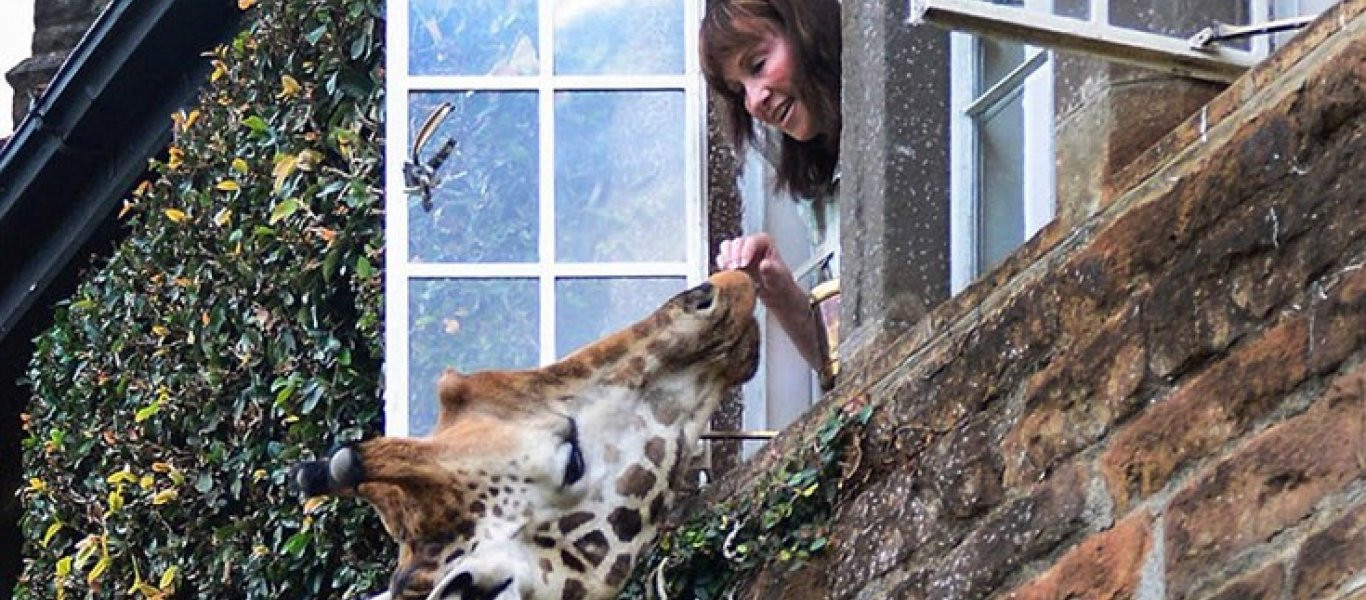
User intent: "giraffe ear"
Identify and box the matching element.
[438,368,468,413]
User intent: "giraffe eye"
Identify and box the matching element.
[561,417,585,486]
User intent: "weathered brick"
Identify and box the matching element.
[925,415,1004,519]
[1100,316,1311,512]
[1203,563,1285,600]
[919,464,1090,600]
[1291,503,1366,600]
[1165,364,1366,597]
[1003,311,1146,487]
[1003,511,1153,600]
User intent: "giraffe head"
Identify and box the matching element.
[292,270,760,599]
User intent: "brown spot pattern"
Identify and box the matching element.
[561,550,586,573]
[608,507,643,541]
[574,531,610,567]
[606,553,633,587]
[644,437,666,466]
[558,511,595,534]
[562,579,588,600]
[615,464,657,498]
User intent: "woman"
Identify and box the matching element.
[701,0,843,381]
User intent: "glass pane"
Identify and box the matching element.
[409,92,539,263]
[408,278,539,434]
[1053,0,1088,19]
[410,0,539,76]
[978,36,1026,91]
[555,0,685,75]
[977,91,1025,273]
[1111,1,1246,38]
[555,91,686,262]
[555,277,685,357]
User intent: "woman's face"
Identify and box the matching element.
[722,26,816,141]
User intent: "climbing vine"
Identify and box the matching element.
[14,0,388,597]
[621,398,874,600]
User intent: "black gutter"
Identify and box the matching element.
[0,0,243,347]
[0,1,243,596]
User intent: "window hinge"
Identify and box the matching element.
[1188,15,1317,49]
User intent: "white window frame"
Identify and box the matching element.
[949,0,1056,295]
[384,0,708,436]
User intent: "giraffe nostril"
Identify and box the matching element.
[687,281,714,311]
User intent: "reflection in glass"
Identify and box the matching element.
[410,0,539,75]
[977,91,1025,272]
[409,92,539,263]
[555,91,686,262]
[555,0,684,75]
[555,277,685,357]
[408,278,538,434]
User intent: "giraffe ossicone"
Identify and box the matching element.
[291,270,761,600]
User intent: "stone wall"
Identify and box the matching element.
[5,0,107,129]
[705,2,1366,598]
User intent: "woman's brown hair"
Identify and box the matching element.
[701,0,842,199]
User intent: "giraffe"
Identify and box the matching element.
[291,270,760,600]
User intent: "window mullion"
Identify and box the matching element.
[384,0,413,435]
[538,0,558,366]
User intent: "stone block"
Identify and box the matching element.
[1002,511,1153,600]
[1291,503,1366,600]
[1203,563,1285,600]
[1100,316,1311,513]
[1003,310,1146,487]
[1164,364,1366,597]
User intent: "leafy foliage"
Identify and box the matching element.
[620,400,874,600]
[14,0,389,597]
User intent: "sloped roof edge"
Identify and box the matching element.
[0,0,242,346]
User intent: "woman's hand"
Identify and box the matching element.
[715,233,826,372]
[715,234,793,299]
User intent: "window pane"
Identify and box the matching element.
[410,0,539,75]
[977,92,1025,272]
[555,277,685,357]
[555,91,686,262]
[1053,0,1088,19]
[978,36,1026,91]
[555,0,685,75]
[1110,1,1247,38]
[408,278,539,434]
[409,92,539,263]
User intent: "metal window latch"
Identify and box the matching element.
[404,101,457,212]
[1189,15,1316,49]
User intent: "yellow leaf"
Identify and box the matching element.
[151,324,170,337]
[41,522,61,548]
[26,477,45,493]
[107,469,138,486]
[166,147,184,170]
[151,489,179,505]
[183,109,200,132]
[86,553,111,586]
[163,208,187,223]
[214,208,232,227]
[296,149,323,171]
[279,74,302,98]
[118,199,135,219]
[239,0,257,9]
[151,462,173,473]
[252,469,268,483]
[216,179,240,192]
[272,153,298,193]
[133,180,153,197]
[210,60,227,82]
[139,475,155,490]
[56,556,72,577]
[302,496,329,514]
[132,581,160,598]
[230,157,250,174]
[106,488,124,515]
[252,545,270,557]
[159,566,179,590]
